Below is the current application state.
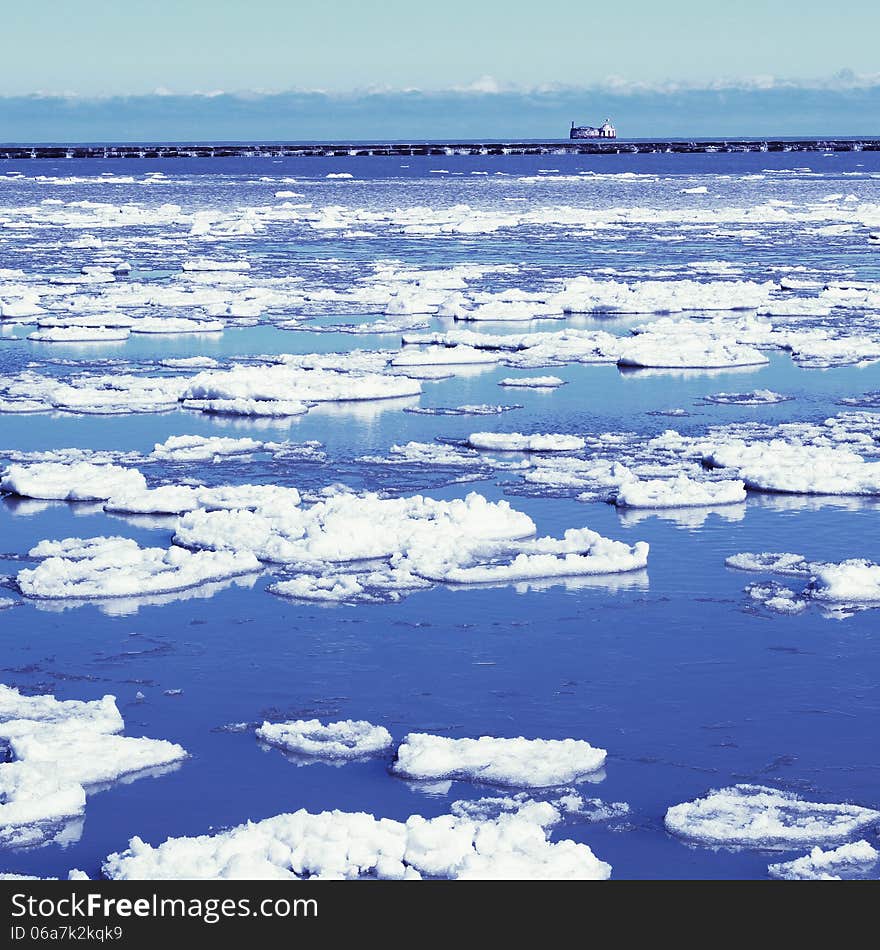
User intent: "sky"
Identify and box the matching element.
[1,1,879,140]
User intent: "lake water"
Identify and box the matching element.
[1,149,879,879]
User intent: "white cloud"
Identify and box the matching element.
[4,71,880,102]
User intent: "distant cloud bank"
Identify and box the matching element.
[2,75,879,141]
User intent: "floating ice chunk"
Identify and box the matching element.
[810,560,880,603]
[27,326,131,343]
[705,441,880,495]
[700,390,791,406]
[768,840,880,880]
[613,475,746,508]
[16,538,262,600]
[103,805,610,880]
[1,462,147,501]
[617,334,769,370]
[256,719,393,760]
[366,440,488,468]
[1,298,46,319]
[268,573,371,603]
[0,684,122,739]
[665,784,880,849]
[453,300,565,322]
[403,328,618,367]
[499,376,565,388]
[725,552,812,576]
[409,517,647,580]
[391,346,499,367]
[159,357,220,370]
[130,317,224,335]
[182,365,421,404]
[450,790,629,826]
[392,734,607,788]
[181,259,250,272]
[101,485,202,515]
[0,398,51,414]
[555,794,632,823]
[326,173,353,179]
[557,277,772,314]
[37,313,135,330]
[405,810,610,880]
[174,487,642,601]
[0,684,185,842]
[729,551,880,614]
[175,490,536,566]
[269,566,430,604]
[0,371,187,415]
[150,434,266,462]
[745,582,807,614]
[467,432,586,452]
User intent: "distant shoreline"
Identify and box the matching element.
[1,138,879,159]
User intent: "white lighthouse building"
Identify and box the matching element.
[570,118,616,139]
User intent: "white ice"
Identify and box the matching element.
[665,784,880,848]
[767,840,879,880]
[102,804,611,880]
[0,684,186,841]
[256,719,393,760]
[392,733,607,788]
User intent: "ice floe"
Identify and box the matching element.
[613,475,746,509]
[27,326,131,343]
[727,550,880,614]
[256,719,393,760]
[499,376,565,388]
[102,803,611,880]
[175,490,648,600]
[17,536,262,600]
[767,840,879,880]
[0,684,186,845]
[617,331,769,370]
[665,785,880,849]
[392,734,607,787]
[1,462,147,502]
[699,389,792,406]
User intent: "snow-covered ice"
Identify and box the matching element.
[499,376,565,389]
[613,475,746,509]
[665,785,880,848]
[392,734,607,787]
[0,684,186,843]
[767,840,879,880]
[102,804,611,880]
[256,719,393,760]
[17,536,262,600]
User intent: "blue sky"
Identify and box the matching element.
[1,1,879,139]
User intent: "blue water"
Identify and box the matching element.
[1,150,880,879]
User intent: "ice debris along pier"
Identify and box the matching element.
[2,139,880,159]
